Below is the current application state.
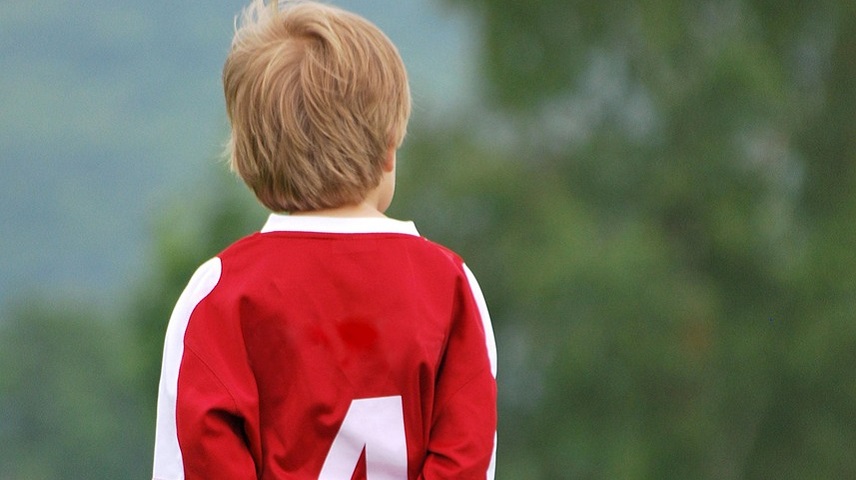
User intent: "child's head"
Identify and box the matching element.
[223,0,411,212]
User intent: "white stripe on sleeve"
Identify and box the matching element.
[152,257,222,480]
[462,264,498,480]
[462,264,497,378]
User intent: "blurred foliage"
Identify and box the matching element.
[431,0,856,477]
[0,301,147,479]
[2,0,855,478]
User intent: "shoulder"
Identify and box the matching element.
[410,236,465,266]
[209,231,286,276]
[217,231,267,259]
[172,257,224,316]
[398,236,472,282]
[177,233,267,303]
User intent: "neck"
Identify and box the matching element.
[290,202,386,218]
[291,172,394,218]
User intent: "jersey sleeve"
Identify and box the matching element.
[152,257,257,480]
[420,263,498,480]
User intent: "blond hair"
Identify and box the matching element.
[223,0,411,212]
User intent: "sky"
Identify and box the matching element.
[0,0,480,312]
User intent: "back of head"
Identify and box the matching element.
[223,0,411,212]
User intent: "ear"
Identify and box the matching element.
[382,145,396,173]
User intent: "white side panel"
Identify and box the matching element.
[462,264,497,378]
[462,264,498,480]
[152,257,222,480]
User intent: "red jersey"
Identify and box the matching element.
[153,214,497,479]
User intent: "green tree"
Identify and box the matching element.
[0,301,147,479]
[420,0,856,477]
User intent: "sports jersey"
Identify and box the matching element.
[153,214,497,480]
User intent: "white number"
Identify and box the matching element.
[318,396,408,480]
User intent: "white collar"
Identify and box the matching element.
[260,213,420,236]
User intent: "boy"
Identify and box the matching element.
[152,1,497,479]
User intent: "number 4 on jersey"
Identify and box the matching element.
[319,396,408,480]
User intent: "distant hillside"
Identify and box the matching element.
[0,0,476,311]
